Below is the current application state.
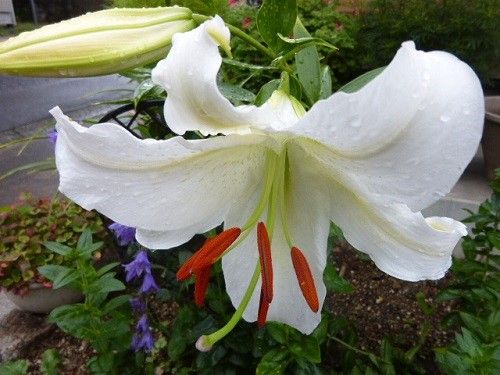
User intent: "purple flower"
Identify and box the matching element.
[140,272,160,294]
[123,250,151,282]
[47,128,58,145]
[131,314,155,352]
[130,297,146,313]
[109,222,136,246]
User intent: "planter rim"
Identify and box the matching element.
[485,96,500,123]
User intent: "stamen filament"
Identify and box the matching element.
[241,150,277,232]
[277,149,294,248]
[257,222,273,303]
[194,266,211,307]
[291,247,319,313]
[201,262,261,348]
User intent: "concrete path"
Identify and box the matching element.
[0,75,134,132]
[0,105,117,205]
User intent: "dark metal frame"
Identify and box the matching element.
[98,100,167,138]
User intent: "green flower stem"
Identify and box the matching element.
[192,13,276,60]
[328,335,386,363]
[204,262,261,346]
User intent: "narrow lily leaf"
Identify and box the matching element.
[319,65,333,100]
[133,79,165,107]
[0,157,55,181]
[0,7,195,77]
[219,83,256,103]
[257,0,297,52]
[222,58,277,71]
[293,18,321,104]
[339,66,386,93]
[255,79,280,106]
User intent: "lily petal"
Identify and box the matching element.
[222,166,329,334]
[289,41,484,211]
[289,144,466,281]
[51,107,269,248]
[151,16,302,136]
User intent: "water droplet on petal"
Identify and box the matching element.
[440,114,451,123]
[423,71,430,81]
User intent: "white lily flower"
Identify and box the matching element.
[50,16,484,338]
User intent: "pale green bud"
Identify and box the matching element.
[0,7,195,77]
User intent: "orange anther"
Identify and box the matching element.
[176,227,241,281]
[291,247,319,313]
[257,289,270,328]
[257,222,273,303]
[194,266,211,307]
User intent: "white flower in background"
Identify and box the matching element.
[50,16,483,342]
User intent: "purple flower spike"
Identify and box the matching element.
[130,297,146,313]
[140,272,160,294]
[123,250,151,282]
[131,314,155,352]
[109,222,136,247]
[47,128,58,145]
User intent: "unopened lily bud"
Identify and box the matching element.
[0,7,195,77]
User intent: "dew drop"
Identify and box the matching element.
[423,71,430,81]
[463,108,471,115]
[440,114,450,123]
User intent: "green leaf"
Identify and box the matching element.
[43,241,73,256]
[323,264,353,293]
[219,83,256,103]
[289,335,321,363]
[266,322,288,344]
[103,294,132,314]
[339,67,386,93]
[293,18,321,104]
[38,265,72,283]
[255,79,280,106]
[52,268,79,289]
[92,276,125,294]
[87,353,115,375]
[40,349,61,375]
[319,66,333,100]
[77,229,93,251]
[96,262,120,277]
[222,58,277,71]
[133,79,165,107]
[256,348,289,375]
[257,0,297,52]
[0,360,29,375]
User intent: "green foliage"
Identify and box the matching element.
[40,349,61,375]
[257,0,297,52]
[297,0,359,89]
[0,194,107,294]
[0,360,28,375]
[435,169,500,374]
[40,230,135,373]
[355,0,499,85]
